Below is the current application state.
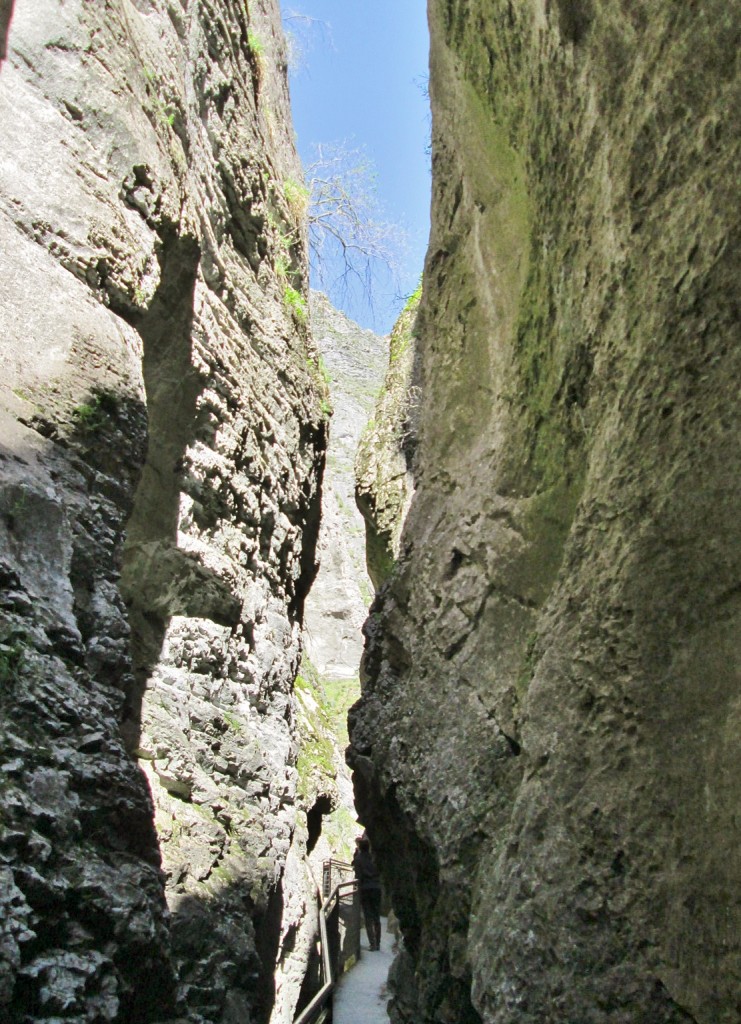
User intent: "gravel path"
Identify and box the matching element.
[333,917,395,1024]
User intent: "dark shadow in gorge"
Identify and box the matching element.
[118,226,210,751]
[348,752,483,1024]
[115,229,285,1019]
[0,0,14,66]
[165,880,284,1023]
[85,226,283,1020]
[111,225,320,1023]
[117,223,325,747]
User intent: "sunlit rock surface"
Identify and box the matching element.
[303,291,385,678]
[0,1,327,1021]
[355,286,421,590]
[350,3,741,1023]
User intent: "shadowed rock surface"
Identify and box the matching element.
[0,0,13,63]
[350,3,741,1023]
[0,1,327,1021]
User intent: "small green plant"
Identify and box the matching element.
[284,177,310,221]
[72,402,103,430]
[275,251,291,280]
[242,20,267,90]
[272,221,300,281]
[8,490,27,522]
[158,102,176,128]
[317,355,332,388]
[283,284,307,323]
[305,352,332,413]
[221,710,242,733]
[517,631,539,696]
[141,66,176,128]
[267,204,299,281]
[0,637,26,685]
[71,391,120,435]
[247,29,264,55]
[145,93,177,131]
[247,28,266,84]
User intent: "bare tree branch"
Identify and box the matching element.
[305,142,407,317]
[281,10,333,73]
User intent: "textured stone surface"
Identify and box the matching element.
[355,285,421,589]
[303,291,386,677]
[266,290,383,1022]
[0,1,326,1021]
[350,3,741,1024]
[269,654,360,1023]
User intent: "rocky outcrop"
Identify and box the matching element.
[350,4,741,1024]
[355,285,421,589]
[0,2,326,1021]
[303,291,386,677]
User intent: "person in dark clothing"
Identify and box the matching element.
[352,835,382,951]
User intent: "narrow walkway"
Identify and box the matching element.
[333,917,395,1024]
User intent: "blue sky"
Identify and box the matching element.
[282,1,431,333]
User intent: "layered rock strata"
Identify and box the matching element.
[350,4,741,1024]
[0,2,326,1021]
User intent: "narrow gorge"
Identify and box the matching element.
[1,3,739,1024]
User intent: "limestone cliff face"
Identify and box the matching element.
[350,4,741,1024]
[267,295,387,1017]
[355,285,420,590]
[0,2,325,1021]
[303,291,386,677]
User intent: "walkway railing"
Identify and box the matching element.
[293,860,361,1024]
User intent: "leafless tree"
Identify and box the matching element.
[306,142,408,315]
[281,10,332,74]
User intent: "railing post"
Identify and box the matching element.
[352,885,361,962]
[322,860,332,899]
[293,875,359,1024]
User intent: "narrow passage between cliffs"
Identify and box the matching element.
[333,917,395,1024]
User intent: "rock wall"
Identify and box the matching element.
[269,293,385,1021]
[303,291,386,677]
[355,284,421,590]
[0,2,327,1021]
[350,3,741,1024]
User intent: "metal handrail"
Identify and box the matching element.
[293,876,359,1024]
[322,857,354,897]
